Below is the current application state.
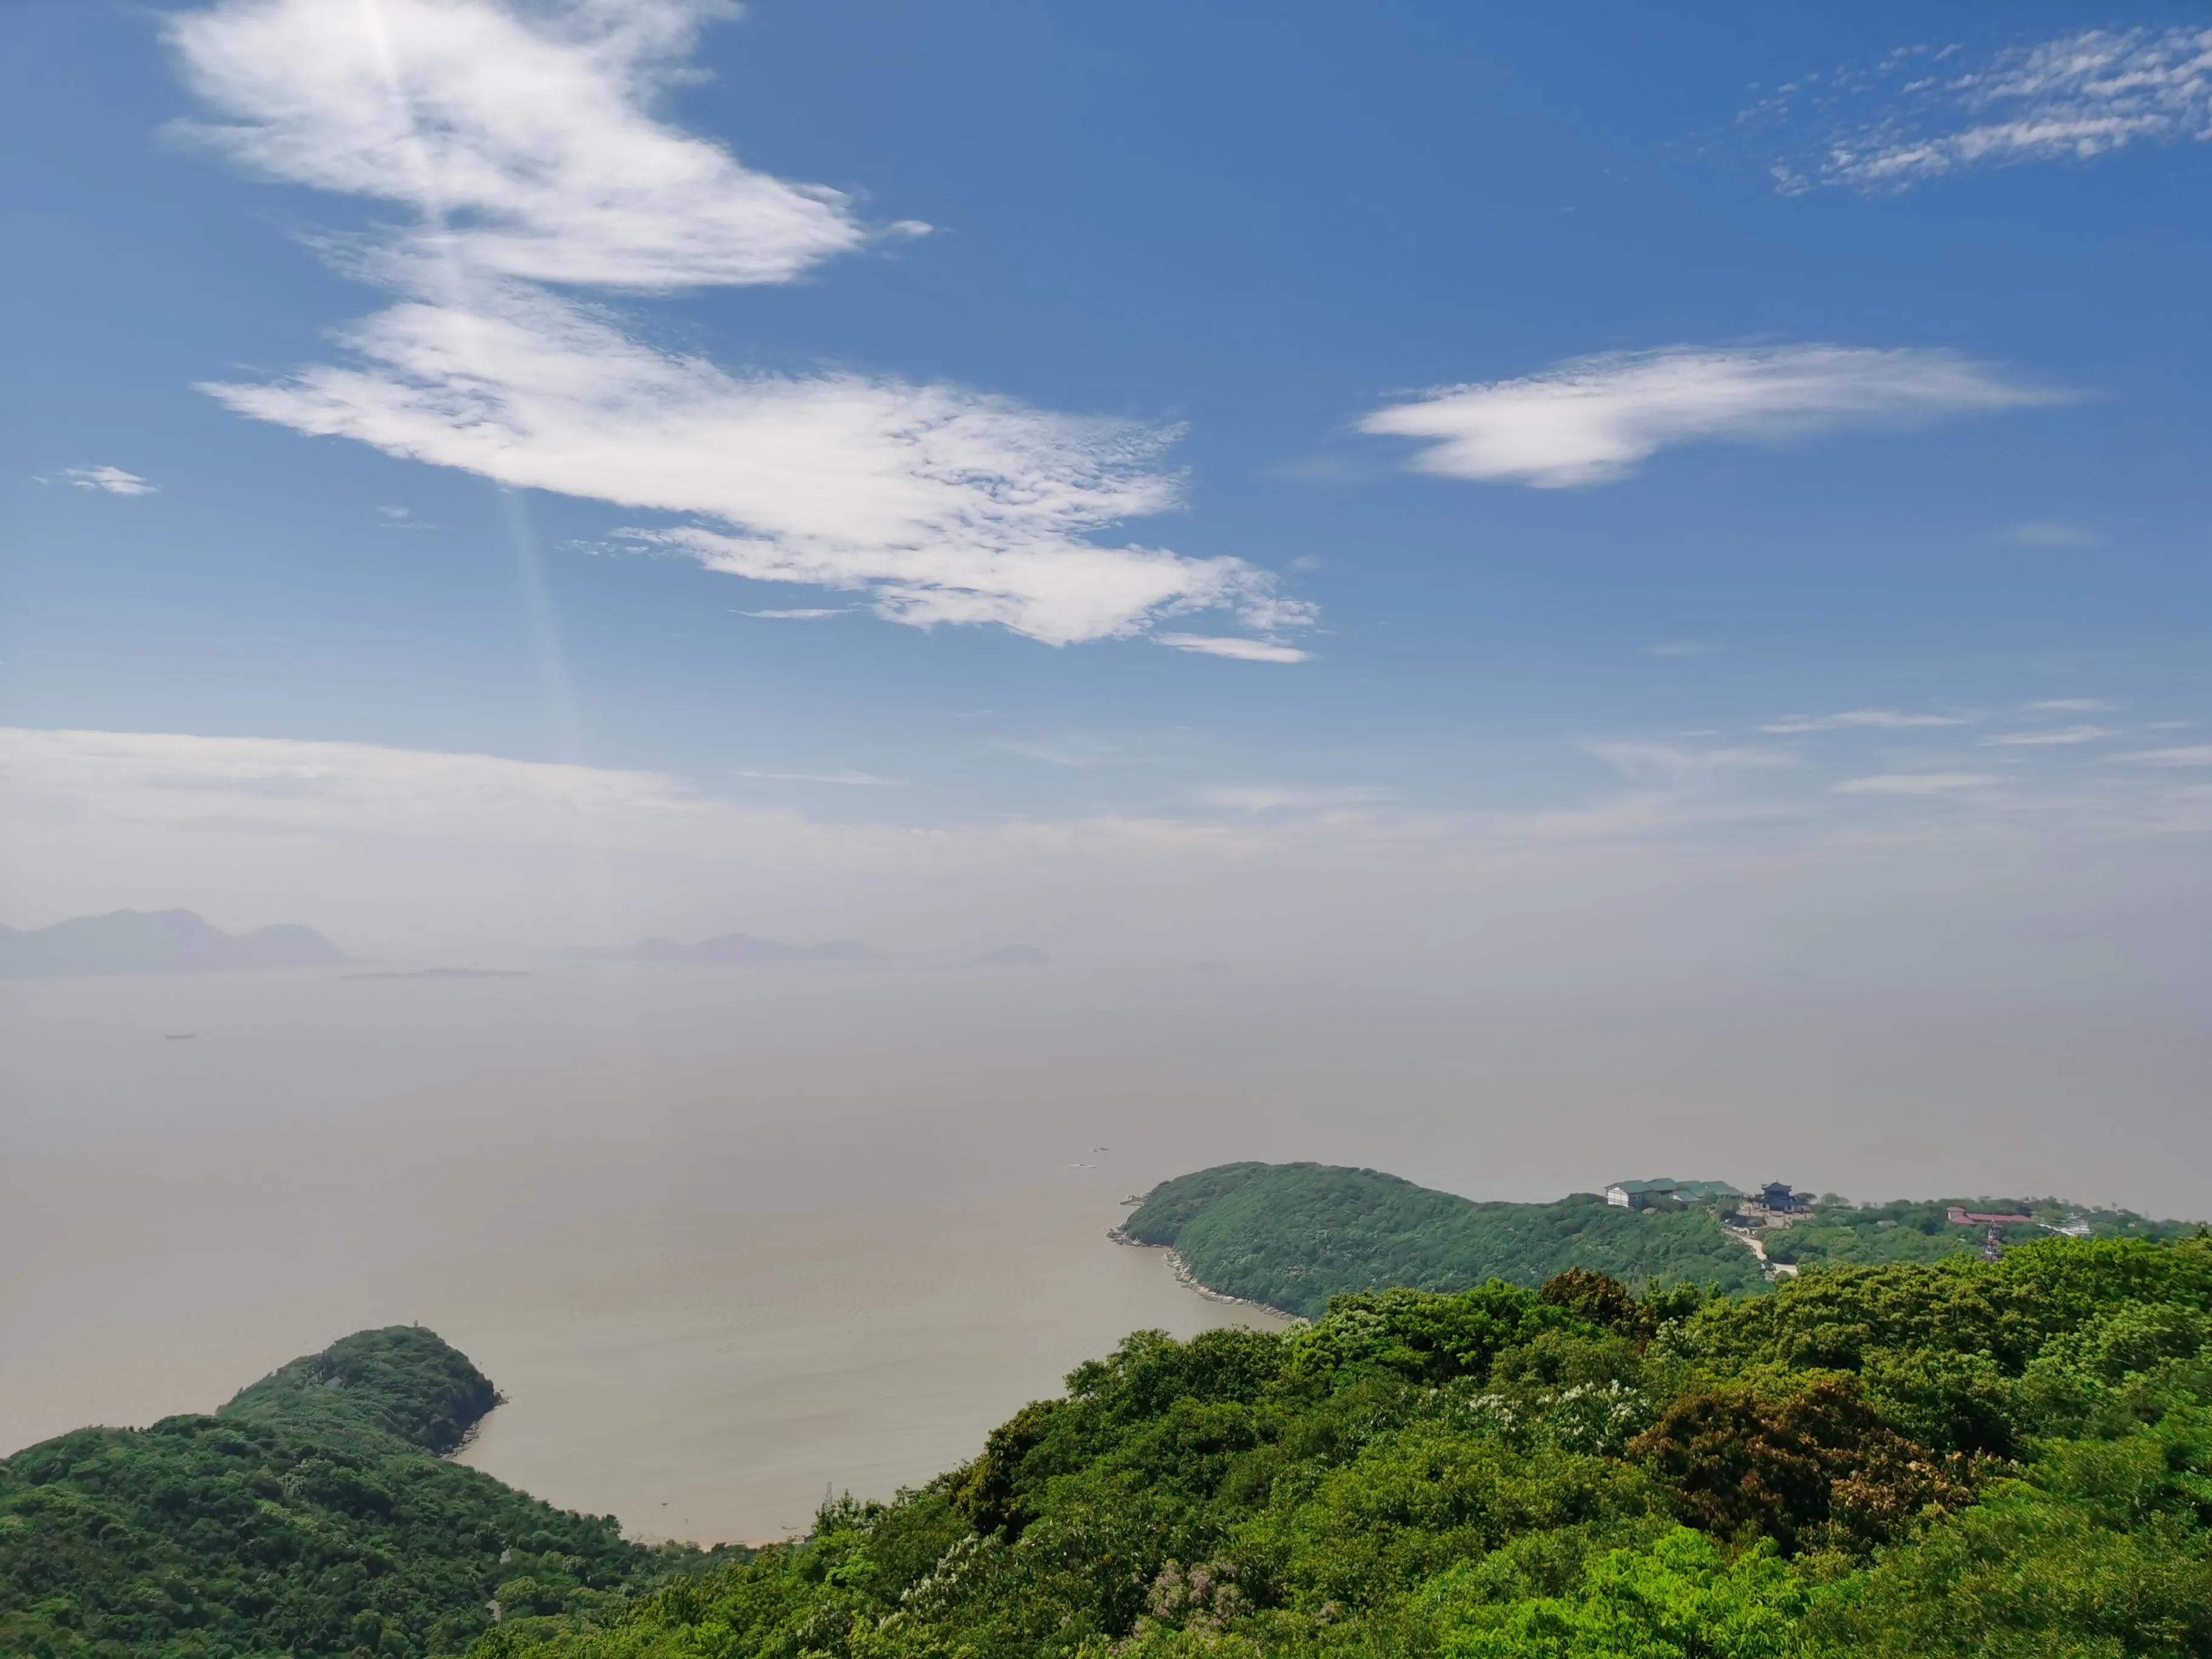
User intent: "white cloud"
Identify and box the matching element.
[2109,746,2212,768]
[737,769,903,787]
[1641,640,1721,658]
[167,0,883,290]
[735,608,848,620]
[1834,773,2000,796]
[1760,709,1974,734]
[56,465,158,496]
[1814,28,2212,191]
[2027,699,2117,714]
[1156,634,1313,663]
[1358,346,2062,488]
[172,0,1310,652]
[1980,725,2116,747]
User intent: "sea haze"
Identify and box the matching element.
[3,965,2205,1541]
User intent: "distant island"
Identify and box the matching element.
[0,908,346,976]
[1116,1161,2196,1318]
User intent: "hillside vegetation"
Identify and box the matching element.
[0,1327,726,1659]
[12,1232,2212,1658]
[1766,1194,2193,1272]
[477,1237,2212,1659]
[1119,1162,2194,1316]
[1121,1163,1769,1315]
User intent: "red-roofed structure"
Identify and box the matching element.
[1948,1205,2033,1227]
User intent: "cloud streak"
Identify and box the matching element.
[1358,346,2062,488]
[1980,726,2116,748]
[1834,773,1999,796]
[1811,29,2212,192]
[55,466,158,496]
[1760,709,1974,734]
[170,0,1309,654]
[1156,634,1314,664]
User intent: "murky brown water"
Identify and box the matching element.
[5,965,2201,1540]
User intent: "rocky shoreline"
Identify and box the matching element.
[1106,1225,1301,1323]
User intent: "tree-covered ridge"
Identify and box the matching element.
[1122,1162,1769,1316]
[1120,1162,2198,1315]
[0,1327,726,1659]
[476,1238,2212,1659]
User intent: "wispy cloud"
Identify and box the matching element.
[737,769,903,787]
[734,608,850,620]
[1834,772,2000,796]
[1641,640,1721,659]
[171,0,1311,654]
[378,503,435,530]
[1766,28,2212,193]
[2027,699,2117,714]
[1156,634,1313,664]
[2109,746,2212,768]
[1358,345,2062,488]
[1759,709,1974,734]
[1980,725,2116,748]
[52,465,158,496]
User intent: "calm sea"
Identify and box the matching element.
[5,964,2201,1540]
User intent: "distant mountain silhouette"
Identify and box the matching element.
[0,910,346,976]
[630,931,885,965]
[974,944,1051,967]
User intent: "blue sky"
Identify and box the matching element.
[2,1,2209,975]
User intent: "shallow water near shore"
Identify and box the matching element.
[5,963,2204,1541]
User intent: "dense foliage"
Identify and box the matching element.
[221,1327,501,1456]
[1121,1162,2194,1315]
[0,1328,723,1659]
[1122,1163,1769,1315]
[1766,1195,2192,1272]
[472,1236,2212,1659]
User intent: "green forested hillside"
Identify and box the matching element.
[1766,1194,2193,1271]
[474,1238,2212,1659]
[0,1327,722,1659]
[1121,1162,1769,1316]
[1118,1162,2196,1317]
[14,1238,2212,1658]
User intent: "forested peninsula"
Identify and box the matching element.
[1118,1161,2193,1318]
